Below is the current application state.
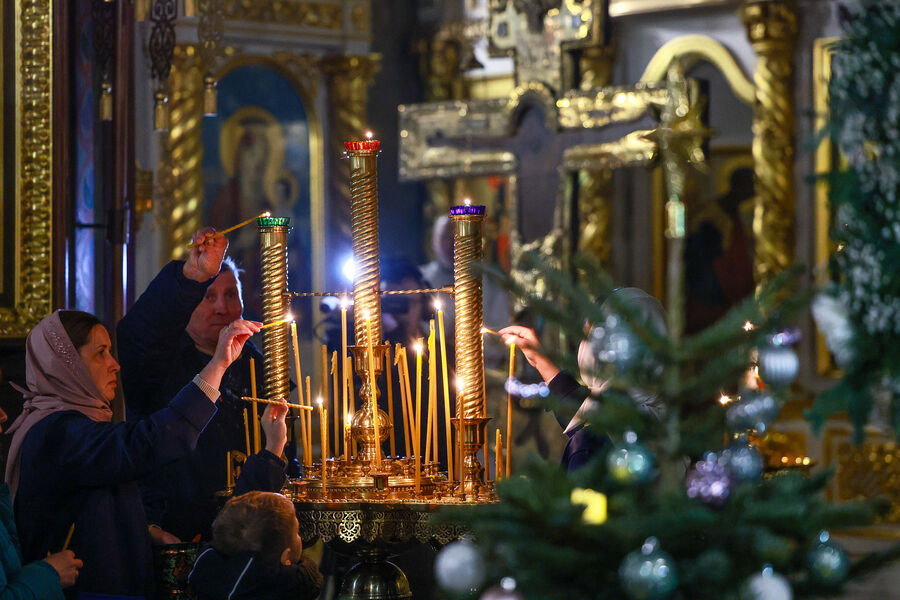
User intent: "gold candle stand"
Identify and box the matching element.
[258,217,291,403]
[450,204,491,500]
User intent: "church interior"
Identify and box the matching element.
[2,0,900,598]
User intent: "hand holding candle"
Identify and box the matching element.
[186,212,271,248]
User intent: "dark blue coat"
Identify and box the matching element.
[117,262,283,542]
[15,383,217,599]
[547,371,608,472]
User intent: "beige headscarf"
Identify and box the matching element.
[5,311,113,499]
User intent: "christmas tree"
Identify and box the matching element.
[431,4,900,597]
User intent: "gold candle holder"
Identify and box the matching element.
[259,217,292,404]
[450,203,490,500]
[348,345,393,466]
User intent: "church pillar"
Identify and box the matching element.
[321,55,380,254]
[577,44,616,269]
[740,0,798,283]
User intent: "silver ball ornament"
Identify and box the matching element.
[435,539,486,594]
[480,577,524,600]
[607,431,654,485]
[758,345,799,388]
[740,565,792,600]
[807,531,849,587]
[619,537,678,600]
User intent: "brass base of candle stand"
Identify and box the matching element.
[294,502,470,600]
[452,417,494,502]
[286,458,478,503]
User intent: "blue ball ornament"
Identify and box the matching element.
[607,431,654,485]
[726,391,781,434]
[807,531,849,587]
[721,437,764,482]
[619,537,678,600]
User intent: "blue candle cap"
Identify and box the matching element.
[450,204,486,216]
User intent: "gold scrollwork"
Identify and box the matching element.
[0,0,54,338]
[224,0,343,30]
[294,504,467,546]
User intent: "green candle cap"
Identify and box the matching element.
[257,216,291,227]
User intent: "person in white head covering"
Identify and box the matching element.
[500,288,666,471]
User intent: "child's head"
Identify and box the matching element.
[211,492,303,565]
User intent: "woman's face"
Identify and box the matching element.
[78,324,120,403]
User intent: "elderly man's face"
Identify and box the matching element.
[186,271,243,352]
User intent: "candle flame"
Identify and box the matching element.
[414,342,423,355]
[340,296,350,310]
[434,299,442,312]
[316,396,323,407]
[464,197,472,206]
[364,310,371,322]
[345,413,352,426]
[743,321,754,331]
[718,393,732,406]
[261,211,271,218]
[365,130,373,139]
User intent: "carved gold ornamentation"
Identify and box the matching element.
[350,3,370,33]
[224,0,343,29]
[259,220,292,403]
[294,502,467,546]
[0,0,54,337]
[489,0,601,92]
[825,426,900,525]
[157,46,204,263]
[741,0,798,284]
[322,55,380,240]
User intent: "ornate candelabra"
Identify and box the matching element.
[252,136,497,599]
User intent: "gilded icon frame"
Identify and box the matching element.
[0,0,55,339]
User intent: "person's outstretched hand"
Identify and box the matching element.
[200,319,261,391]
[44,550,82,588]
[148,525,182,546]
[262,398,289,456]
[183,227,228,282]
[499,325,560,383]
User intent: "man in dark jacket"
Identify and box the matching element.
[117,230,286,543]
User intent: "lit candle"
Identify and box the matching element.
[425,324,435,465]
[340,297,349,452]
[317,397,327,496]
[259,313,293,330]
[226,451,233,488]
[250,358,260,454]
[344,412,352,461]
[305,376,313,466]
[414,340,423,493]
[435,301,453,480]
[242,408,251,456]
[290,322,308,465]
[321,344,329,439]
[506,341,515,477]
[344,356,355,458]
[495,429,502,481]
[332,351,340,459]
[400,347,415,459]
[385,344,396,459]
[395,344,411,459]
[364,313,381,467]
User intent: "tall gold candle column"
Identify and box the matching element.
[259,217,292,403]
[345,138,391,467]
[450,203,490,499]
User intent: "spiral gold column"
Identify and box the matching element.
[741,0,797,284]
[451,204,489,499]
[259,217,292,402]
[345,139,391,465]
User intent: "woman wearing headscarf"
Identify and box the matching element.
[0,404,81,600]
[6,309,260,599]
[500,288,666,471]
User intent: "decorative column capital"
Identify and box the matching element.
[740,0,798,50]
